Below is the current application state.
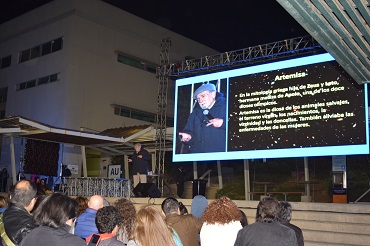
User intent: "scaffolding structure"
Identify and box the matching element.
[154,35,324,193]
[155,37,171,194]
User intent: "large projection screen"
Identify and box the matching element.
[173,53,369,162]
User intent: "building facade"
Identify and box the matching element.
[0,0,217,181]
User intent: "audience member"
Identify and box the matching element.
[279,201,304,246]
[74,194,104,239]
[75,196,89,217]
[128,205,182,246]
[200,196,242,246]
[178,202,188,215]
[162,197,202,246]
[0,195,8,213]
[2,180,38,245]
[86,206,124,245]
[190,195,208,218]
[40,179,52,194]
[19,193,86,246]
[30,195,44,214]
[114,198,136,244]
[34,177,44,195]
[234,197,298,246]
[239,209,248,227]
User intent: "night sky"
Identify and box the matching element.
[0,0,309,52]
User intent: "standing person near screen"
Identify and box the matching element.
[128,143,151,188]
[179,83,226,153]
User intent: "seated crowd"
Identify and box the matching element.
[0,179,303,246]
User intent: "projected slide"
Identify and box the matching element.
[173,53,369,162]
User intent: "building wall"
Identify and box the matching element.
[0,0,217,178]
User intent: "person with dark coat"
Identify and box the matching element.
[128,143,151,188]
[179,83,226,153]
[234,197,298,246]
[2,180,38,245]
[19,193,86,246]
[279,201,304,246]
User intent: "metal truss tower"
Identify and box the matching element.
[165,35,323,77]
[155,37,171,194]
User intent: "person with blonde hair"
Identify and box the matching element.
[200,196,242,246]
[128,205,182,246]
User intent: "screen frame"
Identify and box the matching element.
[173,53,369,162]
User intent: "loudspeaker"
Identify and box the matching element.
[133,183,161,198]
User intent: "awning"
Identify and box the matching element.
[277,0,370,85]
[0,116,126,146]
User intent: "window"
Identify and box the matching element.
[38,76,49,85]
[0,55,11,69]
[52,37,63,52]
[19,50,30,63]
[16,73,60,91]
[30,46,41,59]
[19,37,63,63]
[113,105,173,126]
[117,53,157,74]
[41,42,52,56]
[0,87,8,103]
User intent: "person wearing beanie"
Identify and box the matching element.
[179,83,226,153]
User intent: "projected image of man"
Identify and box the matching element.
[179,83,226,153]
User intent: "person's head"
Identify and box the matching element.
[161,197,179,216]
[10,179,37,211]
[279,201,292,222]
[202,196,242,224]
[239,209,248,227]
[190,195,208,218]
[194,83,217,109]
[0,195,8,208]
[134,143,142,152]
[34,177,40,184]
[179,202,188,215]
[75,196,89,217]
[256,196,280,223]
[114,198,136,241]
[40,179,46,185]
[32,193,78,228]
[88,195,104,210]
[96,206,121,234]
[133,205,176,246]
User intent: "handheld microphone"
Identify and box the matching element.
[203,109,214,120]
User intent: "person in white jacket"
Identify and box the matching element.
[200,196,242,246]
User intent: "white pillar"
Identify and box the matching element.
[151,153,156,173]
[10,136,17,185]
[81,146,87,177]
[217,160,223,189]
[124,154,129,179]
[193,161,198,179]
[244,159,250,201]
[304,157,310,196]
